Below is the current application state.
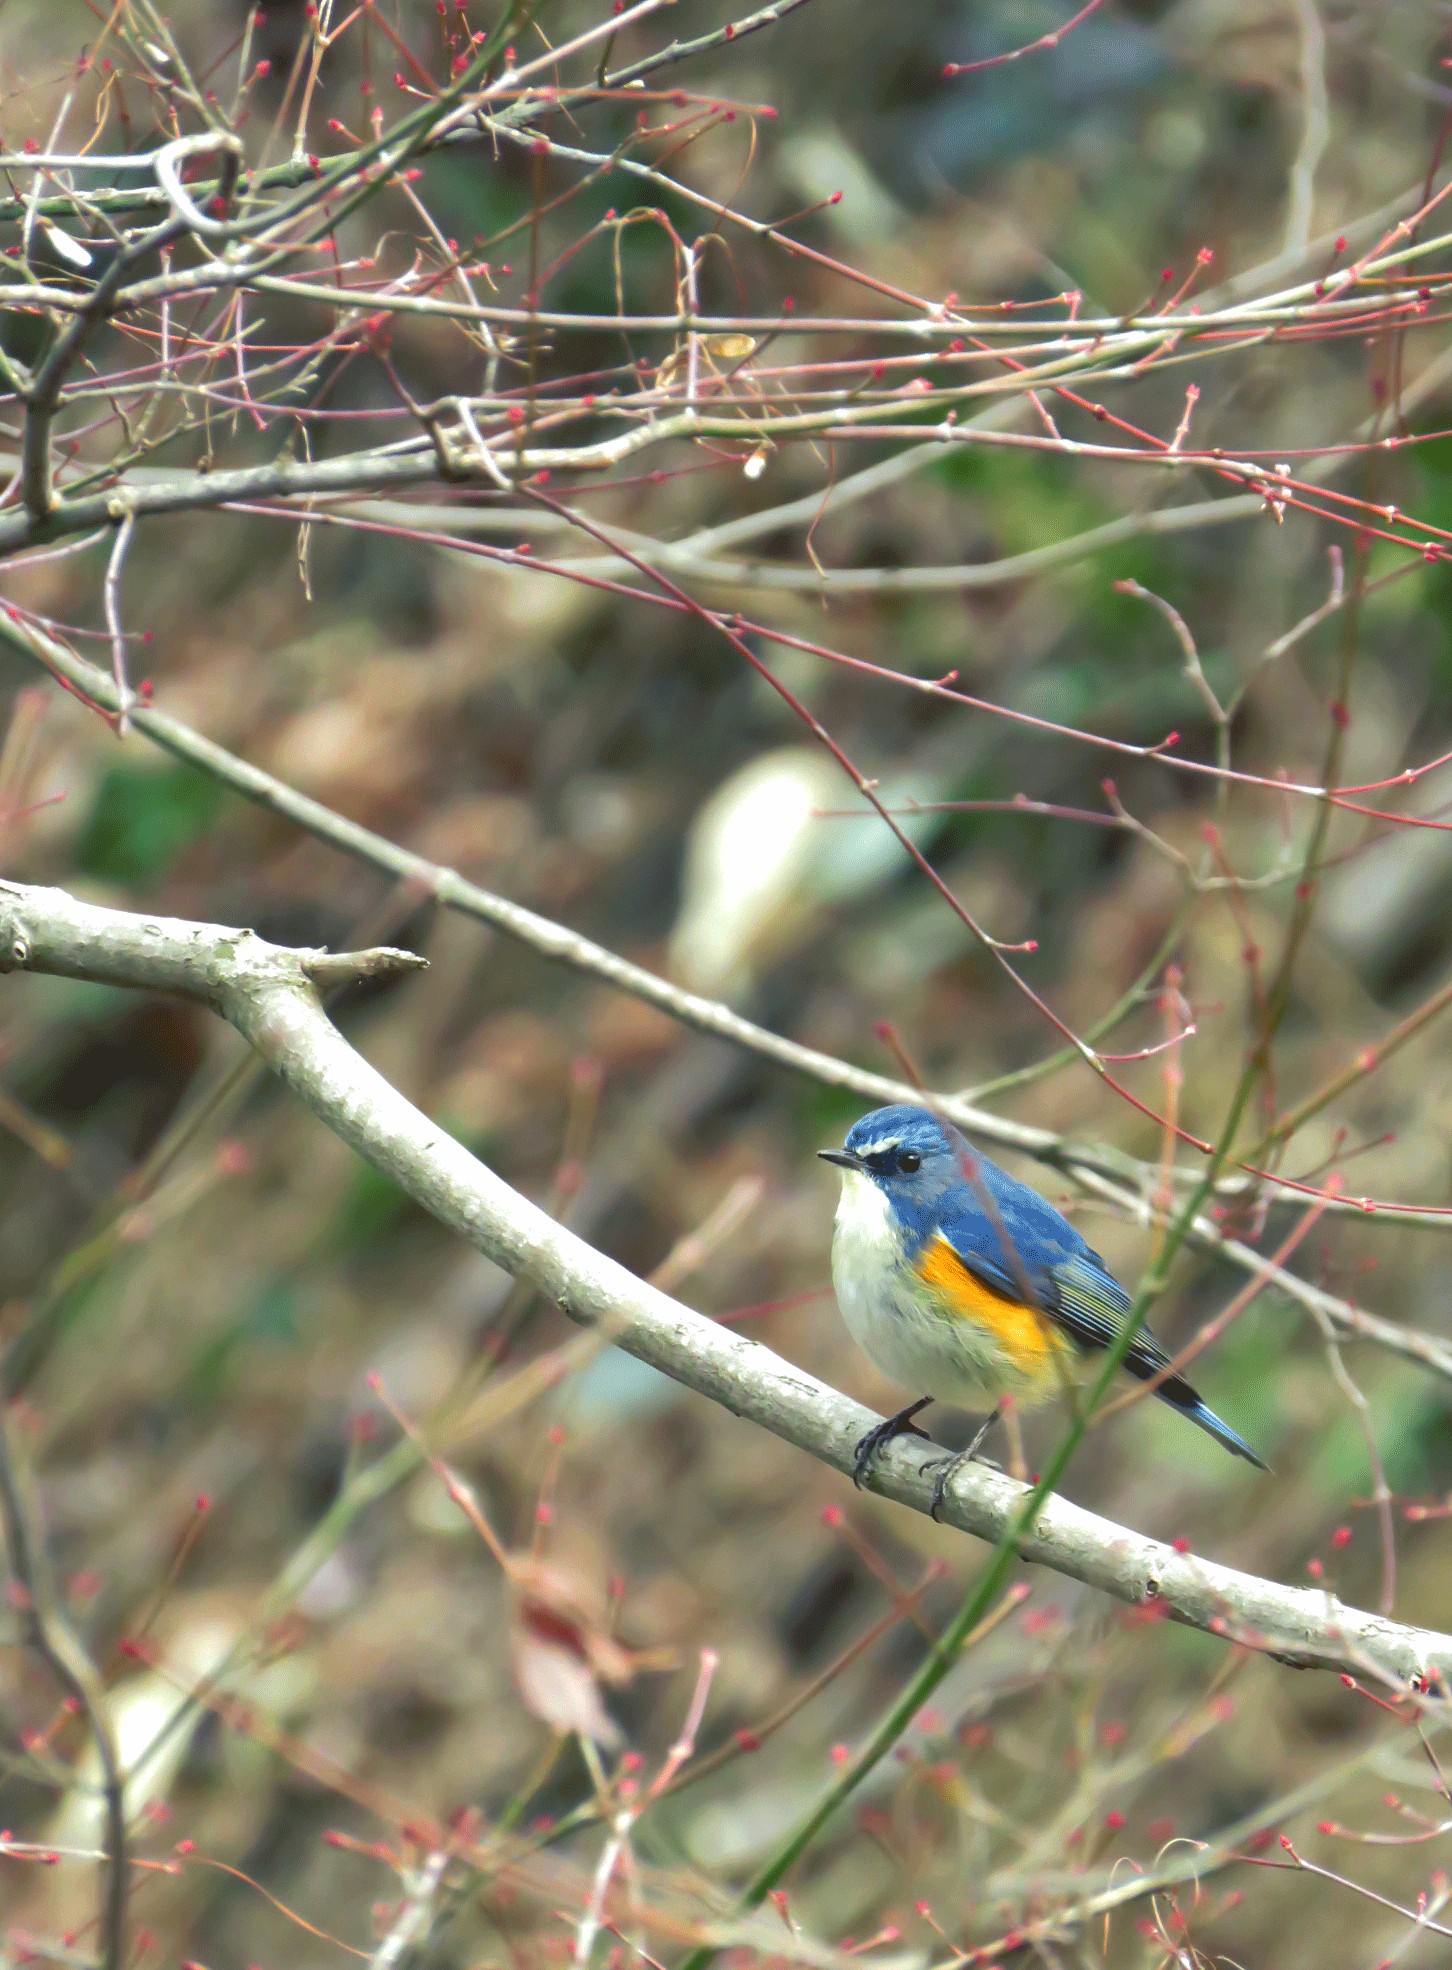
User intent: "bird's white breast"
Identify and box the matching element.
[829,1169,1034,1406]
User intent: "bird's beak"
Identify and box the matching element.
[818,1148,864,1171]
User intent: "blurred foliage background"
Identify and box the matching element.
[4,1,1452,1964]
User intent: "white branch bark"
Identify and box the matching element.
[0,878,1448,1692]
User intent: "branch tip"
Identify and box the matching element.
[302,946,429,987]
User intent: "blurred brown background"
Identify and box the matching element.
[3,1,1452,1963]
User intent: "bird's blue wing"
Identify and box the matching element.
[1047,1250,1174,1378]
[933,1169,1135,1339]
[928,1193,1053,1307]
[968,1156,1138,1318]
[936,1192,1174,1380]
[936,1156,1172,1375]
[1052,1252,1269,1469]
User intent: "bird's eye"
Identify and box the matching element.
[899,1151,921,1174]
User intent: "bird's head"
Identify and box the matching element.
[819,1104,965,1228]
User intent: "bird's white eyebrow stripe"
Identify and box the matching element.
[853,1136,900,1157]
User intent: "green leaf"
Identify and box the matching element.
[330,1155,417,1253]
[76,763,226,884]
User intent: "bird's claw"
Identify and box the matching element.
[929,1453,1003,1521]
[851,1402,933,1489]
[928,1458,956,1522]
[927,1411,1003,1521]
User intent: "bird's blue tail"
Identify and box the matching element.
[1173,1393,1270,1472]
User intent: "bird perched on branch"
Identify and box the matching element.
[819,1104,1267,1518]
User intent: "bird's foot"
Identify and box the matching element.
[928,1409,1002,1522]
[852,1397,934,1489]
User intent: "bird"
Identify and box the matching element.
[819,1103,1267,1518]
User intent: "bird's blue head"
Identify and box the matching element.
[819,1103,969,1248]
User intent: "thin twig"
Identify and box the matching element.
[1283,0,1331,256]
[0,1403,128,1970]
[370,1848,449,1970]
[101,510,137,733]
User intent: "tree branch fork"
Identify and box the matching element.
[1,878,1448,1694]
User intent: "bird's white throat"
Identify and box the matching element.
[833,1165,898,1249]
[832,1168,905,1299]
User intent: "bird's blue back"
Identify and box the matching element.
[939,1154,1104,1295]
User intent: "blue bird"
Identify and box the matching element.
[819,1104,1267,1517]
